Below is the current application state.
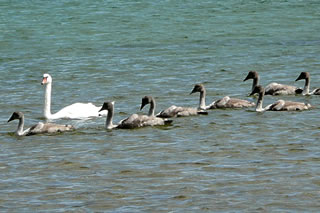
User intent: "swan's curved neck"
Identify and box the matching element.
[43,82,52,118]
[252,76,260,93]
[148,99,156,116]
[303,76,310,95]
[199,90,206,110]
[256,90,265,112]
[16,116,25,136]
[106,106,114,129]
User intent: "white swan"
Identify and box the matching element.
[41,73,107,119]
[250,85,312,112]
[244,71,303,95]
[190,84,255,109]
[8,111,74,136]
[295,72,320,95]
[99,96,173,129]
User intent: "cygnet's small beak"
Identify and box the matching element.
[295,74,303,82]
[140,103,146,111]
[99,103,107,112]
[243,75,251,82]
[189,88,196,95]
[7,115,14,123]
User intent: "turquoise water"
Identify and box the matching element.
[1,0,320,211]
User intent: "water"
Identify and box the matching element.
[1,0,320,211]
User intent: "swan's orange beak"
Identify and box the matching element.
[41,77,47,85]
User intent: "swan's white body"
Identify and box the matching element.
[8,112,74,136]
[41,74,107,120]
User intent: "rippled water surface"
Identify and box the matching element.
[1,0,320,212]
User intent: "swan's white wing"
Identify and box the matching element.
[53,103,107,119]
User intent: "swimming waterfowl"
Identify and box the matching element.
[244,71,302,95]
[156,87,208,118]
[295,72,320,95]
[99,96,172,129]
[189,84,255,109]
[41,73,107,120]
[250,85,311,112]
[8,111,74,136]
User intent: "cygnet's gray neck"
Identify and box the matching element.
[252,76,260,93]
[303,76,310,95]
[106,106,114,129]
[148,98,156,117]
[199,90,206,110]
[17,116,25,136]
[256,90,265,111]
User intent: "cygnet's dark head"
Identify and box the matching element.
[243,71,259,81]
[295,72,310,82]
[190,84,205,94]
[140,96,153,110]
[99,101,114,112]
[249,85,264,96]
[8,111,23,122]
